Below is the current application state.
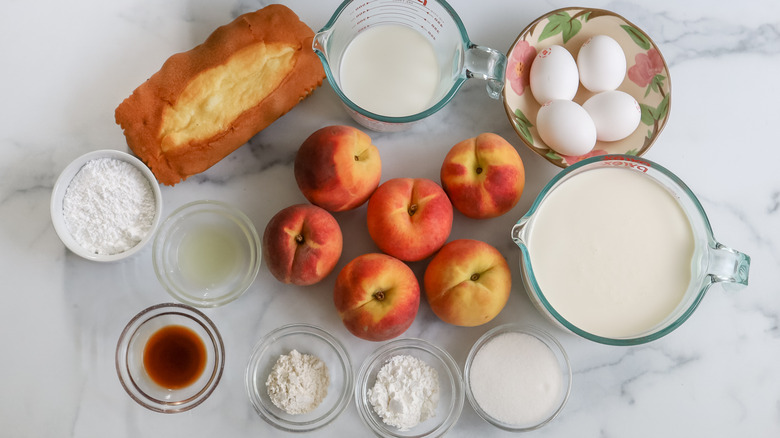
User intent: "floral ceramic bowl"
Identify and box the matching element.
[503,7,671,167]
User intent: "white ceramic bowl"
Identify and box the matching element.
[50,149,162,262]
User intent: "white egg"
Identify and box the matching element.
[577,35,626,92]
[530,45,579,104]
[583,90,642,142]
[536,99,597,156]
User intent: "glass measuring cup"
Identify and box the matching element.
[313,0,506,132]
[511,155,750,346]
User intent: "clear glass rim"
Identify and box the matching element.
[314,0,471,124]
[354,337,464,437]
[516,154,716,346]
[244,323,354,433]
[152,199,261,308]
[114,302,225,413]
[463,323,571,431]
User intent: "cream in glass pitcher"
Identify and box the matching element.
[511,155,750,345]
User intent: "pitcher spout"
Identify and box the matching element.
[312,29,331,57]
[511,219,529,248]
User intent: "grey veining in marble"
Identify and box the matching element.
[0,0,778,437]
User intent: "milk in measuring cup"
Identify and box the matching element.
[527,166,695,339]
[339,24,440,117]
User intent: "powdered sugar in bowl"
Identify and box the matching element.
[50,149,162,262]
[355,338,464,438]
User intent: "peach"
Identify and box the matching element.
[262,204,343,286]
[440,133,525,219]
[423,239,511,327]
[366,178,453,262]
[294,125,381,212]
[334,253,420,341]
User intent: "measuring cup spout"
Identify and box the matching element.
[465,44,507,99]
[707,243,750,291]
[312,29,330,58]
[511,219,528,248]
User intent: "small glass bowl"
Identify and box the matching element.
[115,303,225,413]
[464,324,571,432]
[245,323,354,433]
[153,200,261,308]
[50,149,162,262]
[355,338,464,438]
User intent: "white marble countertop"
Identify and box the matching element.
[1,0,778,436]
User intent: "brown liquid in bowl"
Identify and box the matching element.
[143,325,207,389]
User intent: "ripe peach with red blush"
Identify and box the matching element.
[424,239,511,326]
[366,178,453,262]
[262,204,343,286]
[295,125,381,212]
[334,253,420,341]
[440,133,525,219]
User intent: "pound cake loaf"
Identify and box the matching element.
[115,5,325,185]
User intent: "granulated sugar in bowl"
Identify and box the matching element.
[51,149,162,262]
[464,324,571,432]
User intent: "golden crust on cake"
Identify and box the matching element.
[115,4,325,185]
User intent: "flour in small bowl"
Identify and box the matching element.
[368,354,439,430]
[266,350,330,415]
[62,157,156,255]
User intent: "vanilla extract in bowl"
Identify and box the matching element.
[115,303,225,413]
[143,324,207,390]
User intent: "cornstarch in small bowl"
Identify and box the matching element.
[368,354,440,431]
[355,338,463,437]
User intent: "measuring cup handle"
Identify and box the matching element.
[465,44,507,100]
[708,243,750,291]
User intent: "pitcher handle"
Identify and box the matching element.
[708,243,750,292]
[465,44,507,100]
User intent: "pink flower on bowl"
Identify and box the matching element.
[628,48,664,87]
[560,149,608,166]
[507,40,537,96]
